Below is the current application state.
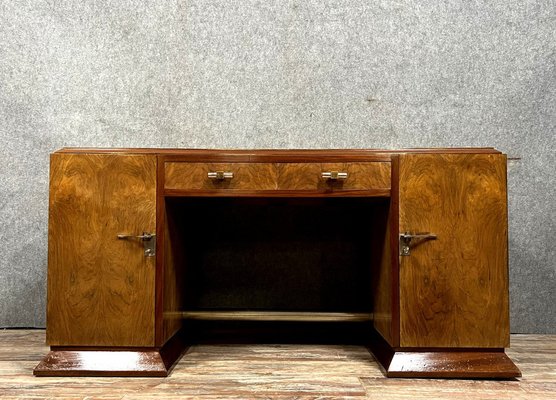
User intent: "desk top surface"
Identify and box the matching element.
[53,148,504,162]
[55,147,502,155]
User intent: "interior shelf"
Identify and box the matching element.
[166,311,374,322]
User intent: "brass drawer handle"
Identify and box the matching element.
[208,171,234,180]
[321,171,348,180]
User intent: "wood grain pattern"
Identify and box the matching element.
[5,330,552,398]
[164,162,278,190]
[47,154,157,347]
[277,162,391,190]
[398,154,509,348]
[165,161,390,193]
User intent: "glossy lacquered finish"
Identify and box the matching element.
[369,328,521,379]
[387,351,521,378]
[15,330,556,399]
[34,328,187,377]
[34,350,168,377]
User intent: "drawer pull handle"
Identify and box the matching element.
[208,171,234,180]
[321,171,348,180]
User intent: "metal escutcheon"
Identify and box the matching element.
[117,232,156,257]
[399,232,437,256]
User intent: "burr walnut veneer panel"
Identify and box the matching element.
[276,162,390,190]
[398,153,509,348]
[165,161,391,193]
[164,162,277,190]
[46,154,157,347]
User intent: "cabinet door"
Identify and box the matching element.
[47,153,157,347]
[398,153,509,348]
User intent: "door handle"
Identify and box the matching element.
[399,232,437,256]
[117,232,156,257]
[117,233,154,241]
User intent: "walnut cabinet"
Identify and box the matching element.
[34,148,520,378]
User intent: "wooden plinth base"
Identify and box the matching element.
[34,328,521,379]
[33,331,187,377]
[386,351,522,378]
[369,329,521,379]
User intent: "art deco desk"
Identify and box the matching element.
[34,148,521,378]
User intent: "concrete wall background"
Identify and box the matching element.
[0,1,554,332]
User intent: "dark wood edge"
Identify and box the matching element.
[155,155,165,346]
[163,189,391,198]
[502,154,511,348]
[164,154,393,162]
[34,329,188,377]
[368,327,396,373]
[45,154,57,345]
[33,350,168,377]
[54,148,503,157]
[159,329,188,372]
[390,155,400,347]
[391,347,505,352]
[368,328,521,379]
[51,346,161,351]
[34,367,167,378]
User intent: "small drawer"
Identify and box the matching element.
[165,162,278,190]
[276,162,391,190]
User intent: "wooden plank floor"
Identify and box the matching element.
[0,330,554,399]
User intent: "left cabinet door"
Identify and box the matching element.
[46,153,157,347]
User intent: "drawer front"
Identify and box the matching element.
[277,162,391,190]
[165,162,278,190]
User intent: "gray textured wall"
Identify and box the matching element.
[0,1,554,333]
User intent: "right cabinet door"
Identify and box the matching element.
[398,153,510,348]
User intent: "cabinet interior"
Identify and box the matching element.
[164,197,390,330]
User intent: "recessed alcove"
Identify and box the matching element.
[163,196,390,342]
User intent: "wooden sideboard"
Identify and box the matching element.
[34,148,521,378]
